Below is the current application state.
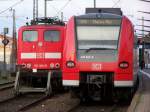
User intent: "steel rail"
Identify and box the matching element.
[18,95,48,111]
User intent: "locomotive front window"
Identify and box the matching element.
[44,30,60,42]
[76,19,121,50]
[23,31,38,42]
[77,26,120,50]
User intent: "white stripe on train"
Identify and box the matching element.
[21,53,36,59]
[63,80,134,87]
[21,52,61,59]
[114,81,133,87]
[63,80,79,86]
[45,52,61,59]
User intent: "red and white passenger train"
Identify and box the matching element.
[62,8,139,100]
[14,18,65,95]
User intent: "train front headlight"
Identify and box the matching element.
[119,61,129,69]
[55,63,60,69]
[26,63,32,68]
[21,63,26,68]
[50,63,54,69]
[66,61,75,68]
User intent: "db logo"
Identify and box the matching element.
[36,53,44,58]
[92,64,102,70]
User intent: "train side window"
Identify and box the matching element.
[23,31,38,42]
[44,30,60,42]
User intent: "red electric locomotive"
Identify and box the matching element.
[14,17,65,95]
[62,8,139,101]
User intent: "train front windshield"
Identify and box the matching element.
[23,31,38,42]
[76,19,121,50]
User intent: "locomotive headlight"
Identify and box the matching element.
[66,61,75,68]
[50,63,54,69]
[26,63,32,68]
[55,63,60,68]
[119,61,129,69]
[21,63,26,68]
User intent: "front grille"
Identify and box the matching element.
[80,72,114,84]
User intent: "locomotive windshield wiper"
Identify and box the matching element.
[86,47,115,52]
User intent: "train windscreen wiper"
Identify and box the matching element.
[86,47,115,52]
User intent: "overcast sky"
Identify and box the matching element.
[0,0,150,37]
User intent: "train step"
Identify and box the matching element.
[19,87,46,93]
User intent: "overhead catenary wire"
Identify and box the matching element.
[54,0,72,16]
[136,25,150,28]
[69,0,82,12]
[0,0,24,15]
[48,4,58,12]
[136,29,150,32]
[139,0,150,3]
[111,0,120,7]
[0,15,26,18]
[0,0,13,2]
[138,18,150,22]
[138,11,150,14]
[112,0,121,8]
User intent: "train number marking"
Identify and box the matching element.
[80,55,94,59]
[92,64,102,70]
[36,53,44,58]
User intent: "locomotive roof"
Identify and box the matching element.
[21,24,64,29]
[85,8,122,15]
[75,13,122,19]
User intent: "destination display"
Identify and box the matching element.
[76,19,121,26]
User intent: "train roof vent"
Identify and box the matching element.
[29,17,65,26]
[86,8,123,15]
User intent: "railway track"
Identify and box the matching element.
[0,90,129,112]
[0,81,14,91]
[69,101,128,112]
[0,81,15,103]
[0,93,47,112]
[17,92,129,112]
[18,95,48,112]
[0,95,17,104]
[21,93,80,112]
[0,92,76,112]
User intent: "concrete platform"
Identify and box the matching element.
[128,69,150,112]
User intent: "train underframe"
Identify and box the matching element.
[14,68,63,96]
[70,72,138,102]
